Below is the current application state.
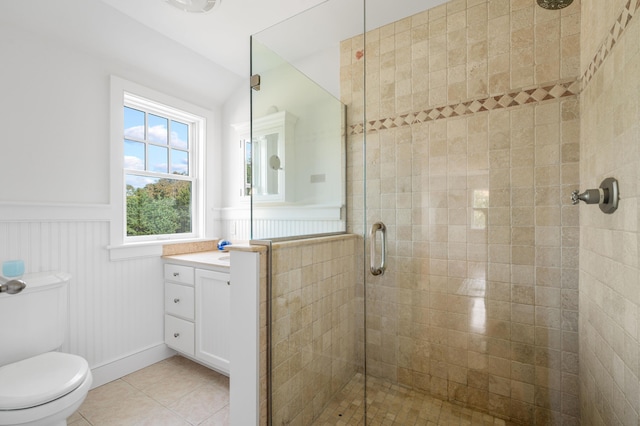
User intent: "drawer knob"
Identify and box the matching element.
[173,272,180,277]
[174,298,180,303]
[174,333,180,338]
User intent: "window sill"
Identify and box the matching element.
[107,238,209,261]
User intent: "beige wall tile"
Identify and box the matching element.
[336,0,596,424]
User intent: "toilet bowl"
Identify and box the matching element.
[0,352,93,426]
[0,272,93,426]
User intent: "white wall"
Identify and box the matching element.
[0,20,235,205]
[0,0,241,385]
[0,25,110,204]
[221,83,251,210]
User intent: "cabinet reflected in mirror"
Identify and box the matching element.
[237,111,297,203]
[256,133,278,196]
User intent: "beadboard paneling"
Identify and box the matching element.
[220,218,344,240]
[0,220,164,370]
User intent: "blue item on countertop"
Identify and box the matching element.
[217,240,231,251]
[2,260,25,278]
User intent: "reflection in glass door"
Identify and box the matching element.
[251,1,364,424]
[250,37,347,241]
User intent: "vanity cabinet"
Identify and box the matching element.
[195,269,230,373]
[163,263,230,375]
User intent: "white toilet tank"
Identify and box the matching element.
[0,272,71,367]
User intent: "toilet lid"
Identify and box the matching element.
[0,352,89,410]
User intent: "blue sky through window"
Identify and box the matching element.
[171,120,188,150]
[124,107,145,140]
[124,106,190,176]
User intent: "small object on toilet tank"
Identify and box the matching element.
[2,260,25,278]
[217,240,231,251]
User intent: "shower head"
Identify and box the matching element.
[537,0,573,9]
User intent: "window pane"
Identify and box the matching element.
[124,107,145,140]
[148,145,168,173]
[124,140,145,170]
[171,149,189,175]
[148,114,168,144]
[126,175,192,236]
[171,120,189,149]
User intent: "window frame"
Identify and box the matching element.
[109,76,208,257]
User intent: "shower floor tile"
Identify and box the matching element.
[312,374,508,426]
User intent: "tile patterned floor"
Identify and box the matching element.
[69,356,229,426]
[70,358,507,425]
[312,374,509,426]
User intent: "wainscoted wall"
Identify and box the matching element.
[1,0,231,389]
[217,206,345,240]
[0,205,171,387]
[579,0,640,424]
[342,0,581,424]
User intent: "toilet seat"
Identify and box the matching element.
[0,352,89,410]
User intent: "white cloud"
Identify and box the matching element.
[170,131,188,149]
[124,125,145,140]
[126,174,157,190]
[125,125,173,146]
[150,162,169,173]
[124,155,144,170]
[148,125,168,144]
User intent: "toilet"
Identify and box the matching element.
[0,272,92,426]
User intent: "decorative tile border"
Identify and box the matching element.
[349,0,640,136]
[581,0,640,88]
[349,80,580,135]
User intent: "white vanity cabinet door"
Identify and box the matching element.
[195,269,230,375]
[164,315,195,356]
[164,264,194,285]
[165,283,195,320]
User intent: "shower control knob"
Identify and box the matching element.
[572,177,619,214]
[174,333,180,338]
[571,189,601,205]
[174,298,180,303]
[571,190,579,205]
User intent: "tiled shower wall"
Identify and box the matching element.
[579,0,640,425]
[342,0,581,424]
[269,235,359,424]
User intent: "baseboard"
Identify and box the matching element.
[90,344,176,389]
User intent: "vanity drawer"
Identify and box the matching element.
[164,264,194,285]
[164,315,194,356]
[165,283,195,320]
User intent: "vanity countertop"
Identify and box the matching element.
[162,250,230,270]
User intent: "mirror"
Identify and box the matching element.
[253,133,279,197]
[236,110,297,202]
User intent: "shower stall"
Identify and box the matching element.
[247,0,581,424]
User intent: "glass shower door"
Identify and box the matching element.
[251,1,365,424]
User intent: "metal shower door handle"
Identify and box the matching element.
[370,222,387,276]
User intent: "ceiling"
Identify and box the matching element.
[98,0,448,76]
[99,0,329,77]
[0,0,447,105]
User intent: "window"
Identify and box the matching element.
[123,97,196,239]
[110,76,207,253]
